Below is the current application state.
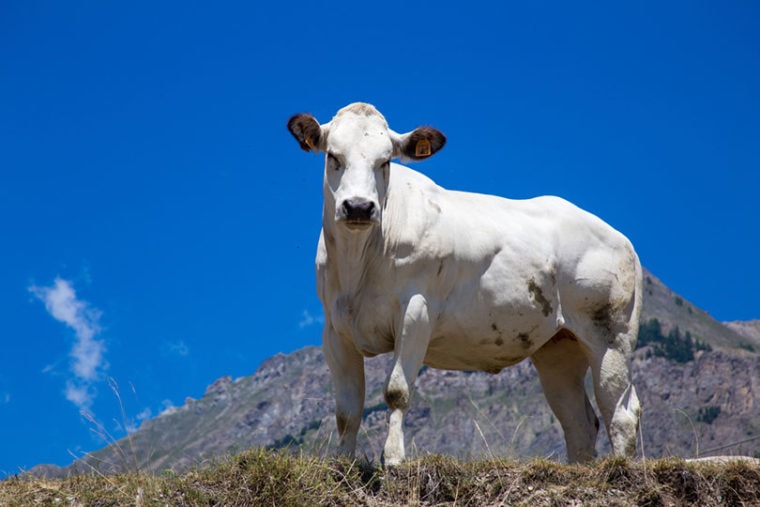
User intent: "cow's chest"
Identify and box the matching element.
[329,290,399,357]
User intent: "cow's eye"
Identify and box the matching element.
[327,153,341,170]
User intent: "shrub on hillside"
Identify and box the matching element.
[637,318,711,363]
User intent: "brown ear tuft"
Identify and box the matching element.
[402,126,446,160]
[287,114,322,152]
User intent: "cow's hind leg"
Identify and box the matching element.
[564,244,642,458]
[589,338,641,458]
[531,329,599,463]
[580,298,641,458]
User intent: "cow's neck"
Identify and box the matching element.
[323,216,384,294]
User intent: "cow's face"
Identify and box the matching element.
[288,103,445,232]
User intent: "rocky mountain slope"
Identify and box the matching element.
[640,272,757,351]
[725,320,760,345]
[36,269,759,476]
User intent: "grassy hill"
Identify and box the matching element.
[4,450,759,506]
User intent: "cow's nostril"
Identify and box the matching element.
[342,199,375,222]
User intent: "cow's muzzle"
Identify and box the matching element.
[338,199,378,228]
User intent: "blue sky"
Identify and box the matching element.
[1,1,758,474]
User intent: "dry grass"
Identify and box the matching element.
[2,450,758,506]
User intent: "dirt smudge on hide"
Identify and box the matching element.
[490,323,505,346]
[592,303,614,335]
[384,388,409,410]
[528,279,553,317]
[517,332,533,350]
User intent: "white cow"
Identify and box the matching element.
[287,103,642,465]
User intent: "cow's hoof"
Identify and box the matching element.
[380,450,403,468]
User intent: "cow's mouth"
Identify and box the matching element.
[343,219,376,230]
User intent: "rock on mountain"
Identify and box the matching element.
[33,269,760,477]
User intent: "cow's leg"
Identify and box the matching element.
[589,339,641,458]
[531,329,599,463]
[322,324,365,457]
[568,245,642,458]
[383,294,432,467]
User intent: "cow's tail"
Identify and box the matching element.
[629,248,644,350]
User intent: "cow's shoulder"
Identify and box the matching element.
[387,163,441,195]
[383,164,447,242]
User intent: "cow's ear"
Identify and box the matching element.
[287,113,323,152]
[395,126,446,161]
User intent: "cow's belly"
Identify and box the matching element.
[328,261,563,371]
[423,344,528,373]
[424,312,552,373]
[423,276,562,372]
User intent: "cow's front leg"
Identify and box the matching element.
[322,324,365,457]
[383,294,432,467]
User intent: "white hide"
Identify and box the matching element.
[287,103,642,466]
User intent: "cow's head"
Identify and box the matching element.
[288,103,446,231]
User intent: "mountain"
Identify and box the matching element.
[640,271,758,351]
[32,269,759,477]
[725,320,760,345]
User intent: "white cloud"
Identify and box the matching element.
[70,331,106,381]
[124,407,153,434]
[136,407,152,421]
[158,400,179,417]
[64,381,93,408]
[166,340,189,357]
[30,278,107,409]
[298,309,324,329]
